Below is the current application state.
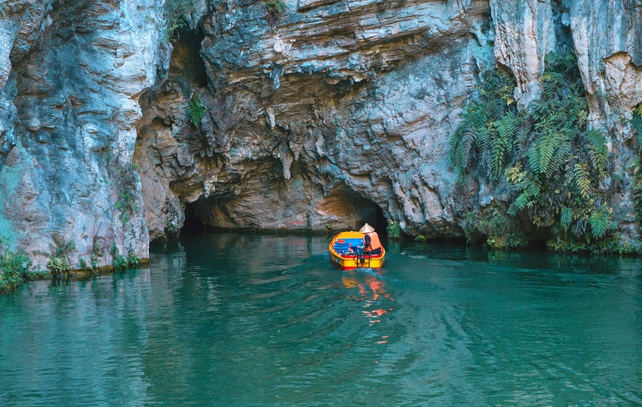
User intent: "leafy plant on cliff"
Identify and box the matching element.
[451,54,614,251]
[264,0,288,26]
[90,238,104,270]
[265,0,288,14]
[77,258,91,271]
[386,219,402,240]
[164,0,197,40]
[463,203,529,249]
[110,244,140,272]
[47,258,70,275]
[631,104,642,228]
[113,164,141,226]
[0,237,40,294]
[189,95,206,127]
[47,234,75,276]
[451,68,517,185]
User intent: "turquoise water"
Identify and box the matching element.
[1,233,642,406]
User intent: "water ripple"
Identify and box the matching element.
[1,235,641,406]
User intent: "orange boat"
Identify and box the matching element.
[328,231,385,270]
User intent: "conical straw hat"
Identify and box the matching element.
[359,223,375,233]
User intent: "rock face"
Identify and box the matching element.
[0,0,169,267]
[570,0,642,130]
[489,0,556,107]
[1,0,642,267]
[138,0,494,240]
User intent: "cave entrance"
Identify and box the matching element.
[313,187,388,235]
[182,200,206,234]
[375,205,388,239]
[179,188,389,236]
[169,25,208,88]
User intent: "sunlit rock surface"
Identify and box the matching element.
[0,0,169,267]
[1,0,642,267]
[489,0,555,107]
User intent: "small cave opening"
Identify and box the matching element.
[374,205,388,239]
[313,186,389,236]
[169,26,208,88]
[182,200,206,234]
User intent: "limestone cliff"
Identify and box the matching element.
[0,0,168,267]
[1,0,641,268]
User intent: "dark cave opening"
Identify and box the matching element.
[169,26,208,89]
[182,201,206,234]
[374,205,388,239]
[179,193,390,237]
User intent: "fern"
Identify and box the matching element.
[450,53,616,251]
[189,95,206,127]
[495,113,517,139]
[538,130,561,175]
[560,206,573,229]
[527,146,540,174]
[574,163,591,199]
[459,129,476,169]
[585,129,607,174]
[490,113,517,179]
[508,191,530,215]
[632,104,642,136]
[490,138,506,180]
[589,206,611,239]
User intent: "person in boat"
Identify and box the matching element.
[359,223,382,255]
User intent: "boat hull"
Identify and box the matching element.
[329,231,385,270]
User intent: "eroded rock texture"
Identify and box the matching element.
[1,0,642,267]
[0,0,168,267]
[138,0,494,240]
[570,0,642,129]
[489,0,555,107]
[567,0,642,241]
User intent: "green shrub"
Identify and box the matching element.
[77,257,97,271]
[164,0,196,40]
[48,234,75,276]
[189,95,206,127]
[47,257,70,275]
[452,54,615,251]
[265,0,288,14]
[111,244,140,272]
[264,0,288,26]
[91,238,104,270]
[51,234,75,257]
[464,203,529,249]
[78,258,88,270]
[0,238,40,294]
[113,164,140,226]
[386,219,402,240]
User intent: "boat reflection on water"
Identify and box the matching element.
[341,269,395,327]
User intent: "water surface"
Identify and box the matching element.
[1,233,642,406]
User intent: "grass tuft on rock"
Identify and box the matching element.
[0,237,44,294]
